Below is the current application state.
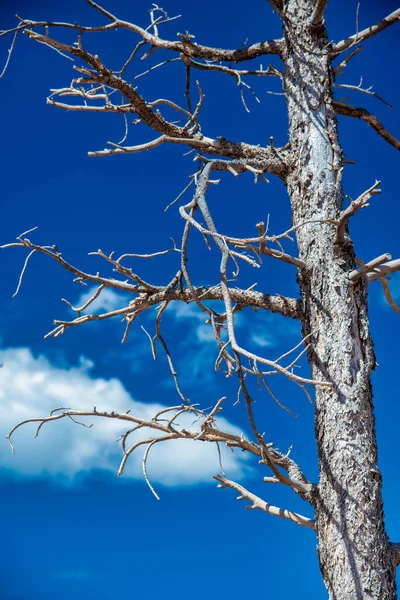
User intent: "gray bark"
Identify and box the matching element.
[283,2,397,598]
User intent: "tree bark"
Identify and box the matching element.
[283,2,397,598]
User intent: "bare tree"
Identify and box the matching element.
[2,1,400,597]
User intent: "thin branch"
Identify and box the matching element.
[5,405,262,482]
[334,46,363,75]
[46,100,134,113]
[364,258,400,283]
[183,57,279,80]
[10,5,284,60]
[132,57,180,82]
[86,0,285,60]
[2,233,302,323]
[64,284,105,315]
[154,301,189,403]
[333,101,400,151]
[2,238,154,294]
[334,180,381,245]
[190,161,330,389]
[142,437,169,500]
[379,278,400,315]
[178,164,306,270]
[332,8,400,54]
[256,245,305,269]
[0,29,19,78]
[236,367,314,500]
[214,475,315,529]
[114,241,178,262]
[349,254,391,282]
[12,249,36,297]
[334,81,393,108]
[165,175,196,212]
[17,28,290,174]
[87,134,289,175]
[309,0,329,26]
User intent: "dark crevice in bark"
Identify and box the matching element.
[391,543,400,568]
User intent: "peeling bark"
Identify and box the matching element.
[283,2,397,598]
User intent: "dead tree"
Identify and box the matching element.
[2,1,400,598]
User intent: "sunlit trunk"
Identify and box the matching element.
[283,2,397,597]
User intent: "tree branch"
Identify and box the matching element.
[352,255,400,315]
[333,81,393,109]
[5,405,252,458]
[349,254,391,283]
[87,134,289,173]
[379,278,400,315]
[332,8,400,54]
[9,3,284,60]
[214,475,315,529]
[2,234,302,322]
[188,161,331,390]
[24,29,289,175]
[334,180,381,246]
[6,403,313,506]
[181,57,280,80]
[84,0,285,60]
[309,0,329,26]
[364,258,400,283]
[333,101,400,151]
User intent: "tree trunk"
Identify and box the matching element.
[283,2,397,598]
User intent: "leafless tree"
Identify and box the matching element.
[2,1,400,597]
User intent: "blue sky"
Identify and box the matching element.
[0,0,399,598]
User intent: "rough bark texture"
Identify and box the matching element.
[283,2,397,598]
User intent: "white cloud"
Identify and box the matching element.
[250,313,300,349]
[166,302,219,345]
[167,300,234,346]
[196,323,216,343]
[0,347,248,487]
[167,301,207,322]
[75,287,127,314]
[251,333,274,348]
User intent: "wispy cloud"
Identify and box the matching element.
[165,301,301,387]
[251,333,274,348]
[250,313,300,349]
[166,302,217,345]
[167,302,206,322]
[0,347,248,486]
[164,302,221,387]
[75,287,127,314]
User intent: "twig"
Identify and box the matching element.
[0,29,19,78]
[191,161,330,390]
[309,0,329,26]
[334,81,392,108]
[12,250,36,297]
[334,46,363,75]
[364,258,400,283]
[334,180,381,245]
[332,8,400,54]
[333,101,400,151]
[214,475,315,529]
[349,254,391,282]
[380,278,400,315]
